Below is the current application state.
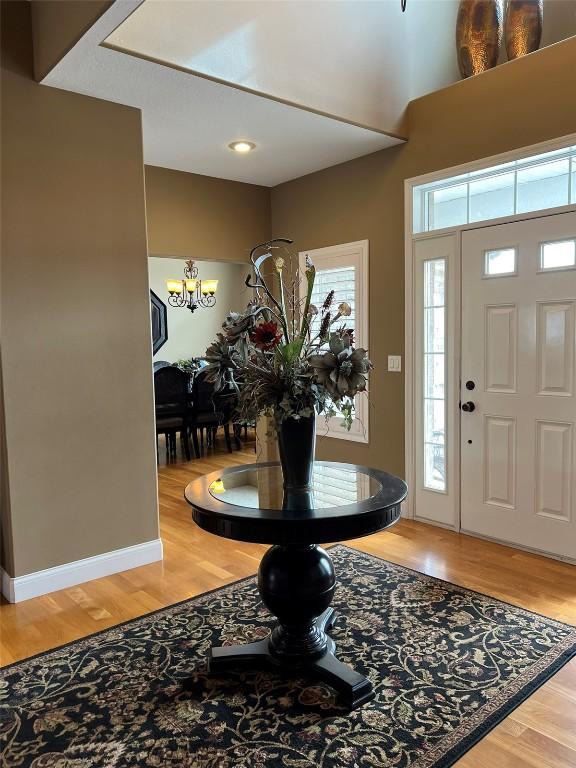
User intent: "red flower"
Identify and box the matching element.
[250,321,282,350]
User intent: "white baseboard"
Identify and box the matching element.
[1,538,163,603]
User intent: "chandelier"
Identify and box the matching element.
[165,260,218,312]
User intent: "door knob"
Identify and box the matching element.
[461,401,475,412]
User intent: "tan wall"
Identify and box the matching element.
[1,1,159,577]
[145,165,271,263]
[0,355,13,576]
[271,36,576,477]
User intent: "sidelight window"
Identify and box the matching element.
[423,258,446,492]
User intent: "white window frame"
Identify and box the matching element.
[405,131,576,526]
[299,240,369,443]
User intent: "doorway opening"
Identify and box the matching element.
[148,256,255,465]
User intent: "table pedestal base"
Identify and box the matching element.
[208,609,374,709]
[207,543,376,710]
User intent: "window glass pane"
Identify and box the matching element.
[424,259,445,306]
[428,185,467,230]
[413,145,576,233]
[484,248,516,276]
[425,398,445,444]
[424,353,445,398]
[310,265,356,417]
[517,159,570,213]
[470,172,515,222]
[423,258,446,492]
[424,443,445,492]
[310,266,356,337]
[540,240,576,270]
[425,309,445,353]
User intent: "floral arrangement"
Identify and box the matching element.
[203,238,372,430]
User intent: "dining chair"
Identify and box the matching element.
[153,366,192,462]
[188,370,236,457]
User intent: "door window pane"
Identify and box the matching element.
[484,247,517,276]
[540,240,576,270]
[423,258,446,492]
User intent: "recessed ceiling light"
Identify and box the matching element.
[228,141,256,154]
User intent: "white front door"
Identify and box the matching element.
[461,211,576,560]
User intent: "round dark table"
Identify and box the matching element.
[184,461,407,709]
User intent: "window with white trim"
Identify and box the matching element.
[299,240,369,442]
[413,145,576,234]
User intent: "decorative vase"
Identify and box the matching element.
[504,0,542,59]
[456,0,503,78]
[276,414,316,492]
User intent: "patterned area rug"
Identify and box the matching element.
[2,546,575,768]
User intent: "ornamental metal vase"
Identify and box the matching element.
[277,415,316,492]
[504,0,542,60]
[456,0,503,78]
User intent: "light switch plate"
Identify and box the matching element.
[388,355,402,372]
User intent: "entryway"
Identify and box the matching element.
[407,137,576,561]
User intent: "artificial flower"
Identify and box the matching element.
[338,302,352,317]
[250,321,283,351]
[308,333,372,399]
[222,308,257,342]
[202,238,371,428]
[322,290,335,311]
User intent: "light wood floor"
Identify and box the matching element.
[1,433,575,767]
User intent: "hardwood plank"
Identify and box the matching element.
[1,431,575,767]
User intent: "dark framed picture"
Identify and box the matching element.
[150,290,168,354]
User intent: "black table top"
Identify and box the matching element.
[184,461,407,545]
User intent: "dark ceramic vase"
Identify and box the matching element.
[276,414,316,491]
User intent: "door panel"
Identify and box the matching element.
[484,415,516,509]
[536,301,574,396]
[535,420,573,521]
[461,211,576,559]
[485,304,517,392]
